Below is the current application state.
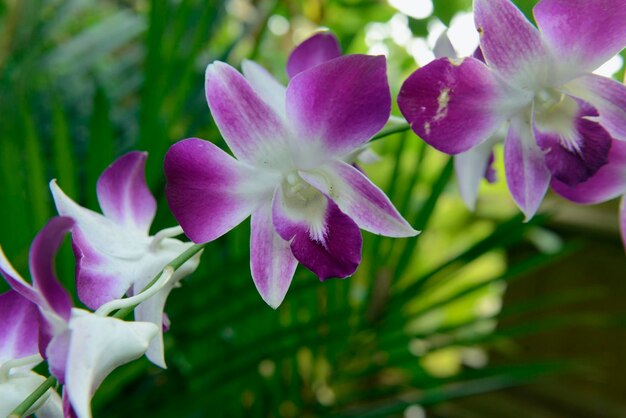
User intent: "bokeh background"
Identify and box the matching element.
[1,0,626,416]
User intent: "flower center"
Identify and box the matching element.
[533,90,582,154]
[285,172,319,203]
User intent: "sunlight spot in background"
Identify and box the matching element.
[388,0,433,20]
[404,405,426,418]
[594,54,624,78]
[447,12,479,57]
[268,15,290,36]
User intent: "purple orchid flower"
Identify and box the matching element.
[165,32,417,308]
[0,217,159,418]
[398,0,626,219]
[0,289,62,417]
[432,32,501,211]
[50,151,201,368]
[552,139,626,250]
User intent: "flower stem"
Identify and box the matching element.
[9,376,56,417]
[370,122,411,142]
[113,243,206,319]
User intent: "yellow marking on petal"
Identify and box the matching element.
[434,87,451,122]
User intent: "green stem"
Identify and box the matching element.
[370,122,411,142]
[9,376,56,417]
[113,243,206,319]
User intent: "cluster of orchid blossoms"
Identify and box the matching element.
[2,0,626,416]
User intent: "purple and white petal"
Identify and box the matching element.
[398,57,524,154]
[562,74,626,142]
[286,32,342,79]
[504,116,551,219]
[0,290,40,363]
[272,187,362,280]
[205,61,289,166]
[46,329,71,384]
[241,60,287,118]
[552,139,626,204]
[474,0,552,89]
[534,0,626,76]
[0,247,42,308]
[65,309,158,418]
[454,135,500,211]
[165,138,274,243]
[534,98,612,186]
[250,206,298,309]
[96,152,156,235]
[286,54,391,156]
[29,216,74,321]
[51,180,148,259]
[299,160,418,237]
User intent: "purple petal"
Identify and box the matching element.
[165,138,271,243]
[535,99,612,186]
[250,206,298,308]
[272,188,362,280]
[29,217,74,321]
[46,329,71,384]
[241,60,286,118]
[534,0,626,76]
[70,228,134,310]
[299,160,418,237]
[286,32,342,79]
[96,151,156,235]
[564,74,626,142]
[474,0,551,88]
[552,139,626,204]
[0,247,42,308]
[205,61,289,165]
[619,196,626,248]
[0,290,39,363]
[398,57,519,154]
[504,117,551,219]
[286,54,391,156]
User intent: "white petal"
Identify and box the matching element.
[241,59,287,118]
[65,309,158,418]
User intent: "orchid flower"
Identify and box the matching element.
[0,289,62,417]
[552,139,626,250]
[432,32,501,211]
[50,151,201,368]
[398,0,626,219]
[165,32,417,308]
[0,217,160,418]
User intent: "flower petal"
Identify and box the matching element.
[35,388,63,418]
[272,187,362,280]
[474,0,552,89]
[0,371,57,417]
[65,309,158,418]
[0,248,43,316]
[562,74,626,142]
[28,217,74,321]
[286,54,391,156]
[398,57,523,154]
[298,160,417,237]
[165,138,274,243]
[0,290,40,363]
[433,32,456,59]
[205,61,289,165]
[250,206,298,308]
[454,134,501,211]
[241,60,287,118]
[286,32,342,79]
[46,329,71,384]
[96,151,156,235]
[504,116,551,219]
[534,98,612,186]
[534,0,626,76]
[551,139,626,204]
[132,238,201,368]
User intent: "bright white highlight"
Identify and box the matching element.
[388,0,433,20]
[268,15,289,36]
[594,54,624,78]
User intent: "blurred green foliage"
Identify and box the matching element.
[0,0,623,416]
